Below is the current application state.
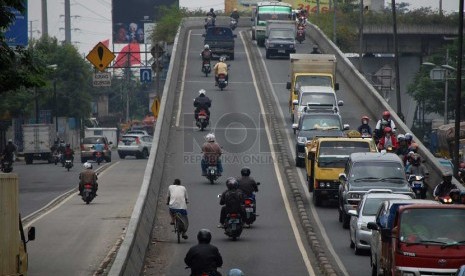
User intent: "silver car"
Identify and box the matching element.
[117,134,152,159]
[348,190,412,254]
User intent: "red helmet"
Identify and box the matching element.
[382,111,391,120]
[361,115,369,122]
[384,127,392,134]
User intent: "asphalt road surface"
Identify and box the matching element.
[143,28,318,276]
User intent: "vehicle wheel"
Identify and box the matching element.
[25,155,33,165]
[67,167,70,172]
[354,244,362,255]
[338,208,343,222]
[265,50,270,59]
[118,152,125,159]
[308,176,314,192]
[350,235,355,248]
[232,236,237,241]
[220,86,224,91]
[230,54,234,60]
[295,157,304,167]
[252,30,256,40]
[291,113,294,123]
[136,152,142,159]
[105,156,111,162]
[205,71,208,77]
[210,178,214,184]
[342,213,350,229]
[142,148,148,159]
[371,264,378,276]
[313,192,322,206]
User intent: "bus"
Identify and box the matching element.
[252,1,293,46]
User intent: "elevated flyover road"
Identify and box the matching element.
[26,158,147,275]
[143,28,318,275]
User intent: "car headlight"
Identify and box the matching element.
[289,44,294,48]
[319,182,325,188]
[268,43,275,47]
[349,193,362,199]
[325,182,331,188]
[297,136,307,144]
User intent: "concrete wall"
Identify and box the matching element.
[308,23,464,191]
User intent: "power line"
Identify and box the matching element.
[72,1,111,21]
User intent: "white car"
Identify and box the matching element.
[348,190,412,255]
[117,134,153,159]
[292,86,343,123]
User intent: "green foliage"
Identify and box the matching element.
[152,4,187,44]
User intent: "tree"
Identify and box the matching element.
[151,4,186,44]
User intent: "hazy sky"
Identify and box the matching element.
[27,0,460,55]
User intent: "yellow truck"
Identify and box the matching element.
[305,136,377,206]
[286,54,339,120]
[1,173,35,275]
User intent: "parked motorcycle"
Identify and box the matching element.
[0,158,13,173]
[296,25,305,43]
[407,175,426,199]
[202,60,211,77]
[230,17,237,30]
[217,73,228,91]
[64,159,73,171]
[205,165,219,184]
[196,109,209,131]
[81,183,96,204]
[223,213,243,241]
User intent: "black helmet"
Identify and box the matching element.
[197,229,212,244]
[241,167,251,177]
[226,177,238,190]
[443,171,453,183]
[210,8,214,12]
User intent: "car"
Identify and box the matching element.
[126,130,150,136]
[348,190,412,255]
[292,86,343,123]
[80,136,112,163]
[292,112,349,167]
[338,152,415,229]
[117,134,153,159]
[203,26,236,60]
[265,27,296,59]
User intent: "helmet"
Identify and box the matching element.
[197,229,212,244]
[443,171,453,182]
[361,115,369,123]
[397,134,405,141]
[83,162,92,169]
[383,127,392,134]
[226,177,238,190]
[382,111,391,120]
[199,89,206,95]
[405,133,413,142]
[204,44,210,50]
[205,133,215,142]
[7,138,12,143]
[313,44,318,49]
[233,8,238,11]
[210,8,214,12]
[228,269,245,276]
[412,153,421,165]
[220,56,227,62]
[241,167,251,176]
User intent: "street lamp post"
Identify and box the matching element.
[53,79,57,132]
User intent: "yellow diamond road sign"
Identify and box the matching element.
[86,42,115,72]
[151,97,160,119]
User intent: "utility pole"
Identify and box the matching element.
[41,0,48,37]
[64,0,71,44]
[391,0,404,122]
[358,0,364,72]
[332,0,337,43]
[453,0,464,178]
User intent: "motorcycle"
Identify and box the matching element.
[64,159,73,171]
[0,158,13,173]
[217,73,228,91]
[81,183,96,204]
[204,16,214,30]
[407,175,426,199]
[52,151,61,165]
[296,25,305,44]
[196,109,209,131]
[230,17,237,30]
[223,213,243,241]
[243,182,260,227]
[206,165,219,184]
[438,195,453,204]
[202,60,211,77]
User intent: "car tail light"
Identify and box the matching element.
[135,137,141,144]
[230,213,237,218]
[84,184,93,189]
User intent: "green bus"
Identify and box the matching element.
[252,1,293,46]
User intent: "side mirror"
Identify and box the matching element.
[292,100,299,105]
[338,100,344,107]
[335,83,340,91]
[348,210,358,216]
[343,124,350,130]
[292,123,299,130]
[202,34,206,37]
[367,222,378,231]
[286,82,291,90]
[339,173,347,182]
[27,227,36,242]
[217,194,222,198]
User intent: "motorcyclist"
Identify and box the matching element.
[201,44,213,69]
[230,8,240,21]
[406,153,428,176]
[184,229,223,276]
[310,45,321,54]
[237,167,258,198]
[214,56,228,86]
[93,139,105,160]
[228,269,245,276]
[206,8,217,27]
[2,139,17,163]
[396,134,410,159]
[194,89,212,121]
[404,132,414,147]
[62,143,74,165]
[219,177,245,228]
[166,178,189,239]
[433,171,458,199]
[377,127,398,151]
[78,162,98,196]
[357,115,372,137]
[374,111,396,142]
[201,133,223,176]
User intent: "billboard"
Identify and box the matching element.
[5,2,28,47]
[112,0,177,44]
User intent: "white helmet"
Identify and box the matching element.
[83,162,93,169]
[204,44,210,49]
[199,89,206,95]
[219,56,226,62]
[206,133,215,142]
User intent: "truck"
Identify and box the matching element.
[368,203,465,276]
[203,26,237,60]
[435,122,465,161]
[0,173,35,275]
[22,124,55,164]
[265,20,296,59]
[305,136,377,206]
[252,1,293,46]
[286,54,339,118]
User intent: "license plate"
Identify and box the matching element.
[199,116,207,119]
[204,64,210,67]
[229,219,240,224]
[246,208,253,212]
[278,50,286,53]
[414,183,422,188]
[219,78,225,82]
[210,169,215,174]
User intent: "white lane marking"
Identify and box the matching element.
[240,31,316,276]
[176,29,192,127]
[181,80,254,84]
[255,41,350,276]
[23,161,120,229]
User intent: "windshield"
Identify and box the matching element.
[300,93,335,106]
[269,29,294,40]
[400,209,465,245]
[351,161,405,181]
[257,6,292,22]
[83,137,104,144]
[296,75,333,87]
[300,115,341,131]
[318,141,370,168]
[362,198,386,216]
